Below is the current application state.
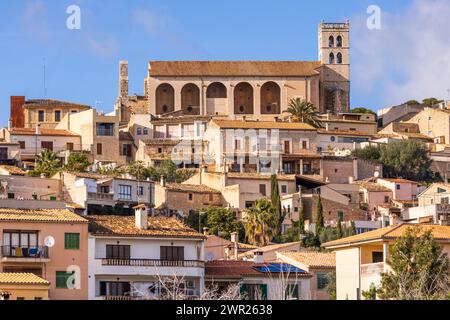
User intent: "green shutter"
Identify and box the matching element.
[65,233,80,250]
[259,284,268,300]
[56,271,75,289]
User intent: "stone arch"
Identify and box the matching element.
[336,35,343,47]
[155,83,175,115]
[234,82,254,114]
[181,83,200,115]
[260,81,281,114]
[329,36,334,47]
[337,52,343,64]
[206,82,227,98]
[329,52,335,64]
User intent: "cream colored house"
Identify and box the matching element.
[0,273,50,300]
[0,141,20,166]
[322,223,450,300]
[276,251,335,300]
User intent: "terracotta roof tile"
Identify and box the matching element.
[227,173,296,181]
[88,215,205,239]
[279,251,336,268]
[239,242,301,258]
[149,61,321,77]
[166,183,221,194]
[0,273,50,285]
[380,178,418,184]
[23,99,90,109]
[322,224,450,248]
[0,165,26,176]
[211,119,316,130]
[359,181,392,192]
[0,208,87,223]
[9,128,80,137]
[317,129,373,137]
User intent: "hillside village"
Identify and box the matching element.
[0,22,450,301]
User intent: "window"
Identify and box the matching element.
[283,140,291,154]
[300,139,309,149]
[118,185,132,200]
[437,187,447,193]
[19,141,25,149]
[317,273,329,289]
[336,35,343,47]
[209,193,213,202]
[3,231,38,254]
[143,128,149,135]
[96,123,114,136]
[137,128,142,135]
[234,139,242,150]
[41,141,53,151]
[441,197,449,205]
[396,184,401,190]
[372,252,384,263]
[281,185,287,194]
[330,136,336,142]
[56,271,75,289]
[328,35,334,47]
[66,142,74,151]
[158,148,162,154]
[384,196,390,203]
[336,52,343,64]
[38,110,45,122]
[121,144,132,157]
[338,211,344,221]
[7,193,14,199]
[64,233,80,250]
[0,147,7,160]
[54,110,61,122]
[100,281,131,297]
[286,284,299,299]
[137,186,144,196]
[106,245,130,259]
[259,184,266,196]
[97,143,102,155]
[240,284,267,300]
[160,246,184,261]
[329,52,335,64]
[34,297,43,300]
[71,110,78,114]
[188,193,193,201]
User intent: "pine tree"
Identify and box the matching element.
[315,195,324,236]
[349,221,356,236]
[298,203,305,235]
[336,215,343,239]
[270,174,284,237]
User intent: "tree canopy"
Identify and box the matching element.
[351,107,376,115]
[65,151,91,172]
[284,98,322,128]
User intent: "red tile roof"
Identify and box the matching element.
[9,128,80,137]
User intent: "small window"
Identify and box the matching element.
[396,184,400,190]
[301,140,308,149]
[329,53,335,64]
[138,186,144,196]
[143,128,149,135]
[372,252,384,263]
[338,211,344,221]
[66,142,74,151]
[328,36,334,47]
[337,53,343,64]
[330,136,336,142]
[38,110,45,122]
[54,110,61,122]
[158,148,162,154]
[317,273,328,289]
[137,128,142,135]
[97,143,102,155]
[336,36,343,47]
[188,193,193,201]
[19,141,25,149]
[65,233,80,250]
[384,196,390,203]
[259,184,266,196]
[209,193,213,202]
[281,185,287,194]
[56,271,75,289]
[7,193,14,199]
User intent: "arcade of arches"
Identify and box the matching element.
[155,83,175,115]
[181,83,200,115]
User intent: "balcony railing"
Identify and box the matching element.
[1,246,49,259]
[101,259,204,268]
[361,262,384,277]
[88,192,114,201]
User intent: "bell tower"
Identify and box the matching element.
[318,21,350,114]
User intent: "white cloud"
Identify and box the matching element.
[352,0,450,107]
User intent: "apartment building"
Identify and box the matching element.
[0,141,20,166]
[87,205,205,300]
[0,202,88,300]
[322,224,450,300]
[0,174,61,201]
[57,171,155,215]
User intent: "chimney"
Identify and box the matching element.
[134,204,148,230]
[253,251,263,264]
[203,227,209,236]
[349,176,354,184]
[231,232,239,260]
[160,175,166,187]
[274,116,279,122]
[10,96,25,128]
[439,214,449,226]
[242,116,246,122]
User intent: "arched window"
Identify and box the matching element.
[155,83,175,115]
[143,128,149,135]
[206,82,227,98]
[329,36,334,47]
[260,81,281,114]
[337,52,343,64]
[234,82,254,115]
[336,36,343,47]
[329,53,335,64]
[181,83,200,115]
[137,128,142,135]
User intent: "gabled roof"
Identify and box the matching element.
[0,208,87,223]
[322,224,450,249]
[358,181,392,192]
[23,99,90,109]
[88,215,205,239]
[278,251,336,269]
[0,273,50,285]
[165,183,221,194]
[380,178,418,184]
[9,128,80,137]
[149,61,321,77]
[238,242,301,259]
[211,119,316,131]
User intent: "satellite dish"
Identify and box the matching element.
[44,236,55,248]
[374,171,380,178]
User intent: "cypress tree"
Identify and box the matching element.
[298,203,305,235]
[315,195,324,236]
[270,174,284,236]
[336,215,343,239]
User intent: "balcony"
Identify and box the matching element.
[88,192,114,201]
[101,259,204,268]
[1,246,50,263]
[360,262,384,292]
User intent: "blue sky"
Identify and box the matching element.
[1,0,449,127]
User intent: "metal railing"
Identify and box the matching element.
[88,192,114,201]
[1,246,49,259]
[101,259,204,268]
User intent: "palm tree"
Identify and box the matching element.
[284,98,322,128]
[34,149,62,177]
[244,199,277,246]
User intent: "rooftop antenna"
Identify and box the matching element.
[43,58,47,98]
[95,100,102,110]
